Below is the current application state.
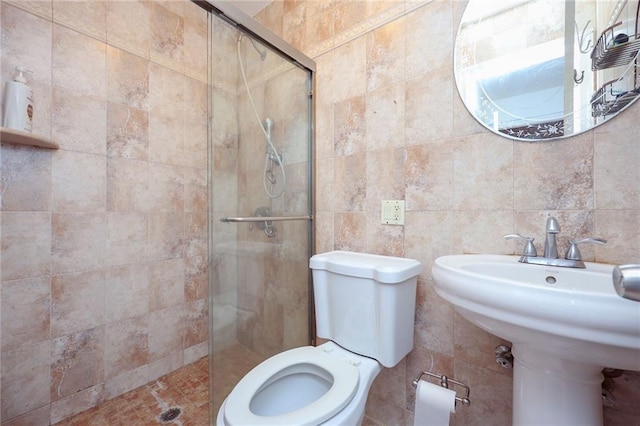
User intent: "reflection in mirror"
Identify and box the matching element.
[455,0,640,141]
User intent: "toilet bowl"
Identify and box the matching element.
[216,342,383,426]
[217,251,422,426]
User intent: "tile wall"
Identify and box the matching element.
[0,1,208,424]
[255,1,640,425]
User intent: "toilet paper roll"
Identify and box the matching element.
[414,380,456,426]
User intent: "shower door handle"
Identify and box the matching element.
[220,215,313,222]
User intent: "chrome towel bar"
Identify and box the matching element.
[220,215,312,222]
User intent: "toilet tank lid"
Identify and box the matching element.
[310,251,423,283]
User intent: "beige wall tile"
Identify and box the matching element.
[365,82,405,151]
[104,317,148,380]
[149,258,185,311]
[51,88,107,155]
[283,2,306,52]
[106,212,149,267]
[334,212,366,251]
[594,108,640,210]
[106,47,150,111]
[1,212,51,281]
[595,210,640,265]
[183,299,208,348]
[49,383,104,424]
[404,68,454,144]
[333,0,366,35]
[183,1,208,82]
[51,270,105,337]
[183,340,208,364]
[52,150,106,212]
[4,1,52,19]
[184,255,208,302]
[51,213,106,274]
[1,405,50,426]
[185,210,207,257]
[1,276,50,352]
[103,364,148,400]
[454,360,513,426]
[105,265,149,323]
[333,36,366,102]
[404,211,454,281]
[184,167,207,213]
[453,211,514,255]
[415,280,454,356]
[148,305,184,362]
[305,1,334,47]
[405,0,452,79]
[366,17,405,92]
[334,154,366,211]
[50,327,104,401]
[1,341,51,422]
[334,95,366,156]
[405,144,453,211]
[52,24,106,98]
[453,134,513,210]
[106,157,149,212]
[148,350,183,382]
[148,163,184,213]
[514,132,594,210]
[105,0,151,59]
[52,0,107,41]
[150,2,185,73]
[0,145,51,211]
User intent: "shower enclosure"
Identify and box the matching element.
[202,2,315,418]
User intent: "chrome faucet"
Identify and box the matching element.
[543,217,560,258]
[505,217,607,269]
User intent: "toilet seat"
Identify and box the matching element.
[223,346,360,426]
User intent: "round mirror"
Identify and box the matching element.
[455,0,640,141]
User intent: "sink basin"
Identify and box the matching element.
[432,254,640,426]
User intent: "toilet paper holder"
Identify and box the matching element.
[412,371,471,407]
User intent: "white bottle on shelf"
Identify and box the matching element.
[3,67,34,133]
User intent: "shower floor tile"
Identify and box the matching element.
[54,343,263,426]
[55,356,208,425]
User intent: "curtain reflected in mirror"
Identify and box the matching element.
[455,0,640,141]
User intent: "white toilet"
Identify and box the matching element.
[216,250,422,426]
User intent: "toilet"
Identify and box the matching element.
[216,250,422,426]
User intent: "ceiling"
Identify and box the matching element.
[228,0,272,16]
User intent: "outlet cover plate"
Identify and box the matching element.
[381,200,405,225]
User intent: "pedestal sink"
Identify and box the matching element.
[432,255,640,426]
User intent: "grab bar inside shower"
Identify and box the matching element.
[220,215,313,222]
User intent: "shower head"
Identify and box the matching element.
[239,34,267,61]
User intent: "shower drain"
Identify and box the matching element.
[159,407,182,423]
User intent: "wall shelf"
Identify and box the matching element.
[591,22,640,71]
[0,126,59,149]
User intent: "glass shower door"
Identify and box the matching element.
[207,7,314,418]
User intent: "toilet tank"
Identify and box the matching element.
[310,251,423,368]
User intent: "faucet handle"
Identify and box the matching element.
[565,238,607,261]
[504,234,538,257]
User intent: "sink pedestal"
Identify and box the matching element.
[512,345,603,426]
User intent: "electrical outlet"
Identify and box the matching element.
[381,200,405,225]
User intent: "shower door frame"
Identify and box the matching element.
[198,0,317,412]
